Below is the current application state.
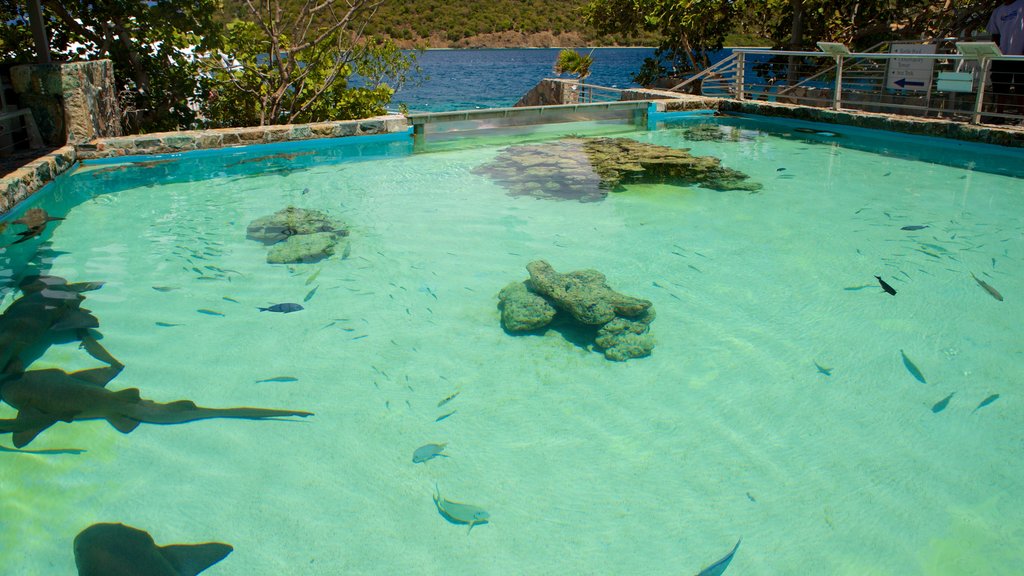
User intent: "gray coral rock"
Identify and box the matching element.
[472,136,760,201]
[595,310,656,361]
[526,260,651,325]
[498,281,557,331]
[266,232,341,264]
[247,206,348,264]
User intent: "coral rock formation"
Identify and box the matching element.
[498,260,655,361]
[246,207,348,264]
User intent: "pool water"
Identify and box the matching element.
[1,116,1022,575]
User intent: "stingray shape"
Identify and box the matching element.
[74,523,232,576]
[0,365,314,447]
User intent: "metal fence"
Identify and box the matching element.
[673,45,1024,127]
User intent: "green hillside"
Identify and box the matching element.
[219,0,659,47]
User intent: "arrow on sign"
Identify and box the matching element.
[894,78,925,88]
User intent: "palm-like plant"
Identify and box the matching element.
[553,49,594,82]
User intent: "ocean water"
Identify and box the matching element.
[1,115,1023,575]
[392,48,657,112]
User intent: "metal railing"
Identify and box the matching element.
[674,47,1024,127]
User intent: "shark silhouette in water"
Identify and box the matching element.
[0,362,313,447]
[74,522,233,576]
[0,274,116,372]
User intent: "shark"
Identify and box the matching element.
[74,522,232,576]
[0,363,314,447]
[0,275,115,371]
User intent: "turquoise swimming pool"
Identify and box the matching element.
[1,114,1022,575]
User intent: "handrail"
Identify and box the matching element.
[778,41,889,96]
[669,53,739,92]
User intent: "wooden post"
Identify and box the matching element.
[972,58,990,125]
[735,52,746,100]
[27,0,51,64]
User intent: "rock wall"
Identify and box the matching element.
[10,60,121,146]
[514,79,582,107]
[0,146,76,214]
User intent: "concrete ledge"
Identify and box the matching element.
[717,100,1024,148]
[0,146,77,214]
[77,115,410,159]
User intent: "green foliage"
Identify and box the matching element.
[553,49,594,80]
[0,0,223,132]
[201,3,419,127]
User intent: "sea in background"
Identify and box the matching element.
[391,47,658,112]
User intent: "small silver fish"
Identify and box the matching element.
[437,391,460,408]
[814,361,832,376]
[412,443,448,463]
[255,376,298,383]
[972,394,1000,414]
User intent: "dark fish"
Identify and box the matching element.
[74,523,233,576]
[151,286,179,292]
[255,376,298,383]
[197,309,225,317]
[900,350,927,384]
[970,273,1003,301]
[258,303,304,313]
[931,392,954,413]
[875,276,897,296]
[0,365,314,447]
[696,539,741,576]
[776,167,786,171]
[814,361,832,376]
[901,225,928,231]
[972,394,1000,414]
[413,443,448,463]
[304,285,318,303]
[843,284,874,291]
[435,410,457,423]
[154,322,182,327]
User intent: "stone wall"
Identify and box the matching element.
[718,100,1024,148]
[77,115,409,159]
[514,79,582,107]
[10,60,121,146]
[0,146,76,214]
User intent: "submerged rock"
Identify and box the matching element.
[472,136,760,201]
[266,232,342,264]
[525,260,651,325]
[247,206,348,264]
[679,123,746,142]
[498,260,655,362]
[498,280,557,331]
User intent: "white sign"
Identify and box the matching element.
[886,43,936,92]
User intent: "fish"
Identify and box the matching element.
[437,390,461,408]
[0,275,112,371]
[222,296,240,304]
[0,364,314,447]
[970,273,1003,301]
[776,167,786,171]
[931,392,954,413]
[13,207,64,228]
[875,276,897,296]
[0,444,85,455]
[843,284,874,291]
[696,538,741,576]
[304,285,319,302]
[197,309,225,317]
[900,349,927,384]
[151,286,179,292]
[433,484,489,533]
[306,268,322,285]
[255,376,298,383]
[814,361,832,376]
[258,303,304,313]
[154,322,182,327]
[412,443,448,463]
[74,522,233,576]
[972,394,1000,414]
[901,225,928,231]
[435,410,457,423]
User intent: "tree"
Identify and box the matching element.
[201,0,418,127]
[0,0,223,132]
